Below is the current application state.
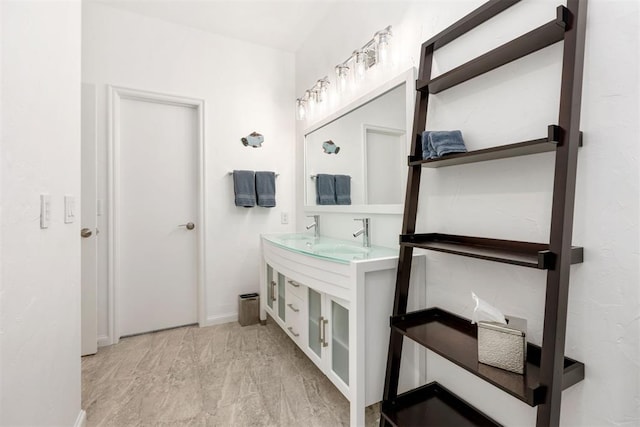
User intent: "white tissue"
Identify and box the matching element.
[471,292,507,325]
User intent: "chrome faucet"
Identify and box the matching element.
[353,218,370,247]
[306,215,320,238]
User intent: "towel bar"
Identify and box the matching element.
[310,175,351,180]
[228,171,279,177]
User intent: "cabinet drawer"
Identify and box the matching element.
[285,294,304,342]
[286,278,305,299]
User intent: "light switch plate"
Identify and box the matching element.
[64,195,75,224]
[281,212,289,224]
[40,194,51,229]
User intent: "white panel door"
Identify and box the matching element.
[81,83,98,356]
[118,97,198,337]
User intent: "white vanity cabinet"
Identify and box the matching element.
[284,278,306,345]
[260,234,426,427]
[264,265,286,326]
[307,288,350,396]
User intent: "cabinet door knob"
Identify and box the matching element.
[81,228,93,238]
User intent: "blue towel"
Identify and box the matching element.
[315,174,336,205]
[421,131,438,159]
[429,130,467,157]
[335,175,351,205]
[255,171,276,207]
[233,170,256,207]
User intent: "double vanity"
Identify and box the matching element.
[260,232,426,426]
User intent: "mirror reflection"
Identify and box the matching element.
[304,83,407,207]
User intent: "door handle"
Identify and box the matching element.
[271,281,277,302]
[321,317,329,347]
[81,228,93,238]
[178,222,195,230]
[287,303,299,313]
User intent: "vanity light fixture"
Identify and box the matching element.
[335,64,350,93]
[296,98,306,120]
[354,49,367,80]
[295,25,392,121]
[317,77,330,102]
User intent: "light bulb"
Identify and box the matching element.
[375,29,392,67]
[354,50,366,80]
[317,78,329,102]
[335,65,349,93]
[296,98,306,120]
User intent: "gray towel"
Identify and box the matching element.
[421,131,437,159]
[335,175,351,205]
[429,130,467,157]
[315,174,336,205]
[255,171,276,207]
[233,170,256,207]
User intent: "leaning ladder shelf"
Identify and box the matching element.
[380,0,588,426]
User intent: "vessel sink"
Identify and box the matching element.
[262,233,397,264]
[311,243,370,255]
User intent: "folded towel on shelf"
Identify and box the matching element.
[421,131,438,159]
[315,174,336,205]
[334,175,351,205]
[233,170,256,207]
[255,171,276,207]
[429,130,467,157]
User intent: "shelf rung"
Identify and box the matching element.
[399,233,584,270]
[408,126,583,167]
[422,0,521,51]
[391,307,586,406]
[418,6,568,94]
[381,381,502,427]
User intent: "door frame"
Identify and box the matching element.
[107,86,206,344]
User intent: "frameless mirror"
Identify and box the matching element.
[304,69,415,214]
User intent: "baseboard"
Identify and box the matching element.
[97,335,111,347]
[203,312,237,326]
[74,409,87,427]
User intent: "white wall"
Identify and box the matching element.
[0,1,83,426]
[295,0,639,425]
[82,2,295,341]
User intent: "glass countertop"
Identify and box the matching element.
[262,233,399,264]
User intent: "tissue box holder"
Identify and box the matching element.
[477,316,526,374]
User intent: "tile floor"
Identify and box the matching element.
[82,318,380,426]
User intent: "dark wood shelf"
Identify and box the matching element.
[409,125,585,168]
[423,0,521,51]
[418,6,568,94]
[399,233,584,270]
[391,308,585,406]
[381,381,502,427]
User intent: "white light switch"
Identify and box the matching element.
[281,212,289,224]
[40,194,51,229]
[64,195,75,224]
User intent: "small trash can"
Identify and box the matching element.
[238,293,260,326]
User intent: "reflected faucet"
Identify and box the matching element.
[353,218,370,247]
[306,215,320,238]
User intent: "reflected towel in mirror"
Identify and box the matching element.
[335,175,351,205]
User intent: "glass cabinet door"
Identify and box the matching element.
[277,273,286,322]
[331,300,349,385]
[266,265,274,309]
[308,288,322,357]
